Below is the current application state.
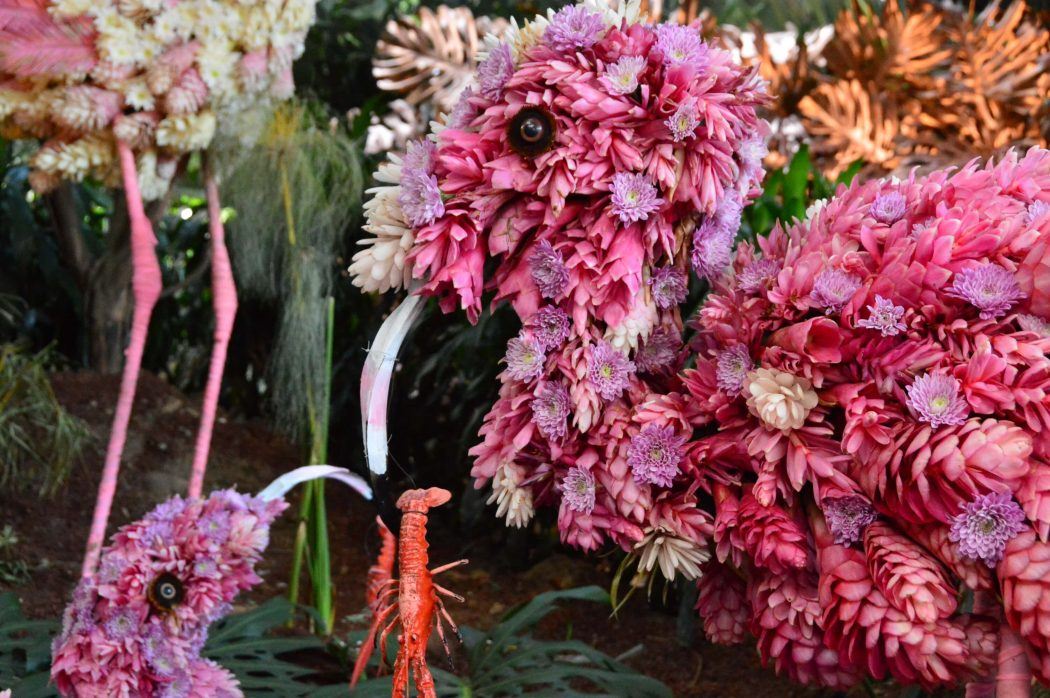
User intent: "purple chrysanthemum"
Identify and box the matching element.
[447,87,477,130]
[398,170,444,228]
[712,189,744,237]
[192,556,220,579]
[610,172,664,223]
[561,466,596,514]
[905,373,969,428]
[543,5,604,53]
[627,424,686,487]
[654,23,708,68]
[199,509,231,544]
[1018,313,1050,337]
[588,341,635,400]
[158,671,193,698]
[947,262,1025,320]
[504,335,546,382]
[870,191,906,224]
[822,495,878,546]
[737,257,781,294]
[600,55,646,95]
[635,328,682,373]
[97,555,126,584]
[1026,200,1049,226]
[529,240,569,299]
[949,492,1026,567]
[856,295,907,336]
[402,138,436,173]
[531,382,571,440]
[810,269,862,312]
[649,267,688,309]
[142,519,174,546]
[477,43,514,101]
[528,305,571,350]
[715,344,752,395]
[143,624,180,677]
[737,133,768,191]
[103,608,139,641]
[666,101,699,142]
[691,219,733,280]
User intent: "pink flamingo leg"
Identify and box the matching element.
[966,591,997,698]
[997,623,1033,698]
[187,168,237,499]
[81,141,162,578]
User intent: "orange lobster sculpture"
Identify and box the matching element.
[351,488,467,697]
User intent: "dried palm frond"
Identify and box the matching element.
[373,5,508,115]
[752,24,817,118]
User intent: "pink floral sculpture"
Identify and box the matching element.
[50,490,286,696]
[680,148,1050,692]
[351,0,768,581]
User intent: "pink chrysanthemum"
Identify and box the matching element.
[949,492,1025,567]
[588,341,635,400]
[504,335,546,382]
[600,55,646,95]
[691,220,734,280]
[528,306,571,350]
[870,191,906,224]
[810,269,861,312]
[905,373,969,428]
[529,240,569,299]
[822,495,878,545]
[398,170,444,229]
[738,133,768,190]
[666,101,699,142]
[447,87,477,129]
[947,262,1025,320]
[627,424,686,487]
[531,382,571,440]
[715,345,752,395]
[737,257,781,293]
[543,5,604,53]
[856,295,906,336]
[561,466,596,513]
[649,267,688,309]
[402,138,436,173]
[654,24,708,68]
[477,43,514,100]
[636,328,682,373]
[610,172,664,223]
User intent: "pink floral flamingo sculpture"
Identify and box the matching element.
[52,465,371,697]
[0,0,318,576]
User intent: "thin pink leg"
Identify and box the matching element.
[187,167,237,499]
[997,623,1033,698]
[965,591,997,698]
[81,141,162,578]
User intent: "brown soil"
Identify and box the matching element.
[0,372,933,697]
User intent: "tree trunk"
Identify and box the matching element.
[85,191,133,373]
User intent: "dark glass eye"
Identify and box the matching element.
[148,572,184,611]
[508,106,556,158]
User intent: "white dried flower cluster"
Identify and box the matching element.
[487,462,536,529]
[0,0,318,198]
[635,526,710,582]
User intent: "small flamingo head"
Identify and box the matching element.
[397,487,452,513]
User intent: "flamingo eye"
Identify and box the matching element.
[148,573,184,611]
[508,107,556,158]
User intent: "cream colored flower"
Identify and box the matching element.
[349,157,416,293]
[635,527,709,582]
[579,0,642,28]
[487,462,535,529]
[604,295,657,353]
[156,111,217,152]
[745,367,818,432]
[498,16,548,62]
[805,198,827,221]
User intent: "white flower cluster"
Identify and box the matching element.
[0,0,317,198]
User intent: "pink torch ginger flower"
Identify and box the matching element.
[600,55,646,95]
[610,172,664,223]
[636,328,681,373]
[715,345,752,395]
[654,24,708,68]
[691,220,734,280]
[856,295,906,336]
[529,240,569,299]
[561,466,597,513]
[1018,313,1050,336]
[666,101,700,142]
[949,492,1026,567]
[528,306,571,350]
[905,373,968,428]
[532,382,571,440]
[810,269,861,312]
[628,424,686,487]
[477,43,515,100]
[947,262,1025,320]
[737,257,781,294]
[822,495,878,545]
[504,335,546,382]
[870,191,906,224]
[649,267,688,309]
[588,341,635,400]
[543,5,605,53]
